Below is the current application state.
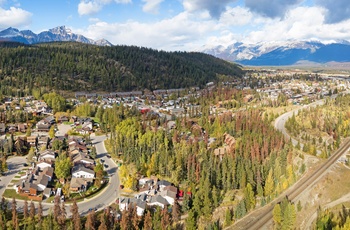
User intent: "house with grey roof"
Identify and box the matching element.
[119,197,147,216]
[72,165,95,179]
[148,195,169,209]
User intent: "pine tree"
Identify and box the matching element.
[185,209,197,230]
[224,208,233,227]
[53,196,61,222]
[23,199,28,219]
[98,213,107,230]
[59,202,67,229]
[131,204,139,230]
[29,201,35,220]
[161,207,170,230]
[85,210,96,230]
[0,213,5,230]
[171,200,181,222]
[70,199,81,230]
[272,203,282,229]
[38,201,43,223]
[120,209,132,230]
[11,198,17,227]
[152,206,162,230]
[143,210,152,230]
[244,183,256,211]
[264,169,274,198]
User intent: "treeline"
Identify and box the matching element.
[0,42,243,96]
[0,196,182,230]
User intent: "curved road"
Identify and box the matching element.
[1,134,120,216]
[231,98,350,230]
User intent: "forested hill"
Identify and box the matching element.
[0,41,243,95]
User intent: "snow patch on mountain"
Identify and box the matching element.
[0,26,113,46]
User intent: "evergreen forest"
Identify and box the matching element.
[0,41,243,96]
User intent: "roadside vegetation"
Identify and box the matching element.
[285,93,350,158]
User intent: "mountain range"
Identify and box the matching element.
[202,40,350,66]
[0,26,112,46]
[1,26,350,66]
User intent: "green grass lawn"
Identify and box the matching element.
[3,189,29,200]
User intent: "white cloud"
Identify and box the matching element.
[219,6,253,26]
[183,0,236,19]
[73,4,350,51]
[245,0,302,18]
[78,0,131,16]
[142,0,163,14]
[243,6,350,44]
[78,1,102,16]
[77,12,217,51]
[0,7,32,28]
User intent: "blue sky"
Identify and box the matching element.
[1,0,350,51]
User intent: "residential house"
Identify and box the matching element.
[39,149,56,161]
[43,187,52,199]
[17,123,28,133]
[44,116,56,125]
[17,181,38,196]
[160,186,177,205]
[38,136,49,148]
[148,195,169,209]
[35,174,49,191]
[7,124,17,133]
[26,136,37,147]
[72,165,95,178]
[42,167,54,181]
[119,197,147,216]
[57,115,69,123]
[139,177,154,186]
[82,121,93,131]
[69,143,88,154]
[36,161,53,170]
[70,177,93,192]
[157,180,172,191]
[72,153,94,167]
[36,122,51,132]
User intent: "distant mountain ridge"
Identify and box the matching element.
[202,40,350,66]
[0,26,112,46]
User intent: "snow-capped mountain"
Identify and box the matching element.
[202,40,350,66]
[0,26,113,46]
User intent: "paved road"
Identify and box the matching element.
[0,156,28,195]
[274,100,325,146]
[0,133,120,217]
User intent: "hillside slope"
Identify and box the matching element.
[0,42,243,95]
